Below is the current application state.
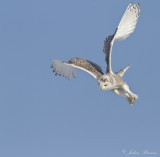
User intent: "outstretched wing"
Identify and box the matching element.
[51,57,103,80]
[103,3,141,73]
[103,34,115,73]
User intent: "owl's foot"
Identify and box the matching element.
[127,93,138,106]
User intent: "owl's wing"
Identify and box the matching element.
[51,58,103,80]
[103,3,141,73]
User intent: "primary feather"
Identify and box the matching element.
[115,3,140,41]
[103,3,141,73]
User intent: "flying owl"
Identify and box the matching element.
[51,3,141,105]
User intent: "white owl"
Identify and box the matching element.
[51,3,141,105]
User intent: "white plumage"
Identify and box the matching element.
[51,3,141,105]
[114,3,140,41]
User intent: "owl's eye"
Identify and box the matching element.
[104,84,108,86]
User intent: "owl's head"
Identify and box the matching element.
[98,74,115,90]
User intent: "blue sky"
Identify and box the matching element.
[0,0,160,157]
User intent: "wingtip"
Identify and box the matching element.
[50,59,54,68]
[128,2,141,10]
[128,2,133,8]
[128,64,132,68]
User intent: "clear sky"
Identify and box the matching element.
[0,0,160,157]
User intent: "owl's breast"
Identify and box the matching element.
[98,73,125,90]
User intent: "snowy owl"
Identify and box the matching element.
[51,3,141,105]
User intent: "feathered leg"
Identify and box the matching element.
[113,84,138,105]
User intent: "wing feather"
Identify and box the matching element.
[51,58,103,80]
[103,3,141,73]
[103,34,115,73]
[114,3,140,41]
